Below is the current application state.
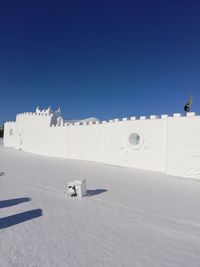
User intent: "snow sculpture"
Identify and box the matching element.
[3,107,200,180]
[68,180,87,198]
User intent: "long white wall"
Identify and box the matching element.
[4,122,17,148]
[4,110,200,179]
[167,113,200,179]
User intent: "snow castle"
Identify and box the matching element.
[4,107,200,179]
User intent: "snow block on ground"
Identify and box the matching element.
[68,179,87,198]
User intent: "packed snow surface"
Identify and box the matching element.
[1,140,200,267]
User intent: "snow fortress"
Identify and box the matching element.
[4,107,200,179]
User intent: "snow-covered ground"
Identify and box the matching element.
[1,140,200,267]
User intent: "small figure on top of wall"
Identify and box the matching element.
[184,95,193,113]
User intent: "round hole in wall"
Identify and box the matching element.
[128,132,144,150]
[129,133,140,146]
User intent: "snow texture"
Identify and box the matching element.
[1,140,200,266]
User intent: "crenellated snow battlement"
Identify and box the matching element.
[17,106,60,117]
[3,107,200,180]
[12,107,198,128]
[5,121,16,125]
[50,111,197,127]
[15,106,63,127]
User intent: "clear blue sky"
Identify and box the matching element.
[1,0,200,124]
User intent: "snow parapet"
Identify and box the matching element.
[4,107,200,180]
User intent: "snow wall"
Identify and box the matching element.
[4,108,200,179]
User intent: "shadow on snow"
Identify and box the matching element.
[0,198,42,229]
[0,209,42,229]
[0,198,31,208]
[87,189,107,196]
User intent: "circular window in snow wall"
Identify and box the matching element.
[128,132,143,150]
